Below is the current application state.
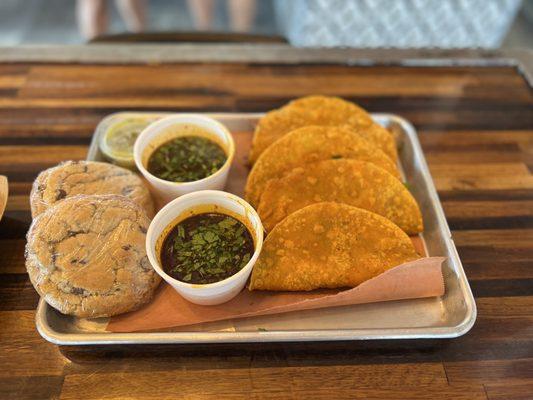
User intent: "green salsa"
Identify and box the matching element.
[160,213,254,284]
[147,136,227,182]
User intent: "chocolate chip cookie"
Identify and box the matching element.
[30,160,154,218]
[26,195,160,318]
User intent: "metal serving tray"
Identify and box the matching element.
[36,112,476,344]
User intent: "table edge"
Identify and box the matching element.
[0,45,531,85]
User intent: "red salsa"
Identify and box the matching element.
[160,213,254,284]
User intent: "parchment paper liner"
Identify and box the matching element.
[107,257,445,332]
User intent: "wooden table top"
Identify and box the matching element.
[0,59,532,400]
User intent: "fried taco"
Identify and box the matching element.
[249,95,397,164]
[249,202,420,291]
[258,159,422,234]
[245,126,400,207]
[285,95,372,126]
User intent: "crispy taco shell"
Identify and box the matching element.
[249,95,396,164]
[245,126,400,207]
[249,202,420,291]
[258,159,422,234]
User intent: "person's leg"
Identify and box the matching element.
[115,0,146,32]
[187,0,215,30]
[76,0,108,40]
[227,0,256,32]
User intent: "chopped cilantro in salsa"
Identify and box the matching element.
[160,213,254,284]
[147,136,227,182]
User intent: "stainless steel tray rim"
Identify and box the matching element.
[380,113,477,331]
[35,297,475,344]
[37,111,477,345]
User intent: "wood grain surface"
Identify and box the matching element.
[0,62,532,400]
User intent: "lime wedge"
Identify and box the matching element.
[100,118,154,168]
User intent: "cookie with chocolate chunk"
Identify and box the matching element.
[30,160,154,218]
[25,195,160,318]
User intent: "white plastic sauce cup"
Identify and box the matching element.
[146,190,264,305]
[134,114,235,202]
